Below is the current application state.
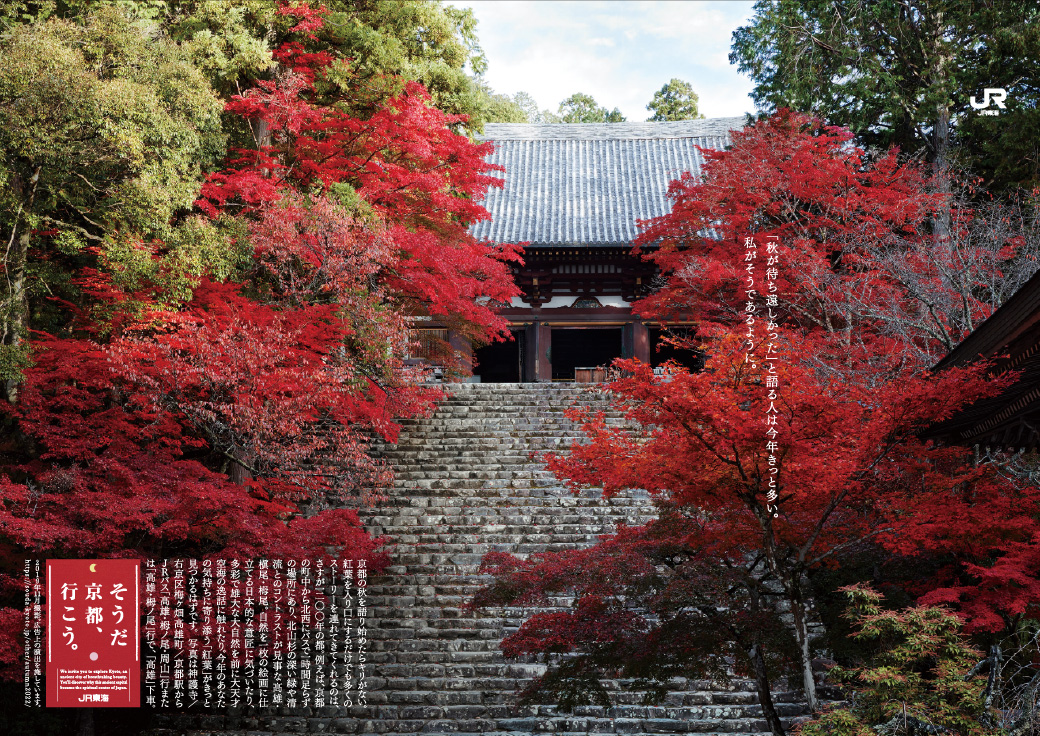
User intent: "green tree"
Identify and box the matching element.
[11,1,508,131]
[730,0,1040,191]
[646,78,704,121]
[511,91,540,122]
[0,7,233,401]
[57,0,501,130]
[801,586,994,736]
[557,92,626,123]
[510,90,562,123]
[317,0,493,125]
[472,77,530,123]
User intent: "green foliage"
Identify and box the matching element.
[730,0,1040,191]
[0,343,32,384]
[800,586,995,736]
[557,92,626,123]
[162,0,276,92]
[0,7,226,228]
[1,1,273,91]
[646,78,704,121]
[809,551,929,668]
[20,1,502,131]
[0,5,235,386]
[319,0,492,127]
[472,77,530,123]
[510,91,562,123]
[103,215,251,306]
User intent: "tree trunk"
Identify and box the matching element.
[788,580,819,712]
[748,643,786,736]
[746,577,786,736]
[2,167,40,404]
[932,102,952,241]
[251,117,273,149]
[229,447,254,485]
[2,229,30,403]
[930,10,953,242]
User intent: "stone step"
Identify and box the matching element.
[396,417,629,425]
[386,477,581,486]
[372,514,649,524]
[378,501,650,511]
[368,508,649,521]
[154,713,806,736]
[385,436,595,445]
[371,501,650,512]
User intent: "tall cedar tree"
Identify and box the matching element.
[730,0,1040,192]
[0,2,519,679]
[474,112,1039,732]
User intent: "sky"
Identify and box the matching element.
[448,1,760,122]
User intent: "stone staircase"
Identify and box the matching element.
[359,383,813,736]
[150,383,818,736]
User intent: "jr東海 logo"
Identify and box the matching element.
[970,88,1007,115]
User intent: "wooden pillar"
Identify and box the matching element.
[633,321,650,365]
[535,322,553,382]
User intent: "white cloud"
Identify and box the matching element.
[451,0,759,120]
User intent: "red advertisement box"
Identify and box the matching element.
[47,560,140,707]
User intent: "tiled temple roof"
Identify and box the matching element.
[470,117,745,246]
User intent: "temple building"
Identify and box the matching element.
[927,267,1040,451]
[458,117,745,382]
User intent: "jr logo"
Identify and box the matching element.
[970,88,1007,111]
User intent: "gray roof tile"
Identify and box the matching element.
[471,118,745,246]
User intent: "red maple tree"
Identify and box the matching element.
[197,30,521,351]
[475,111,1036,732]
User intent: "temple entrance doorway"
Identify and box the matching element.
[649,327,703,372]
[551,327,623,381]
[474,330,525,383]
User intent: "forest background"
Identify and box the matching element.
[2,2,1040,736]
